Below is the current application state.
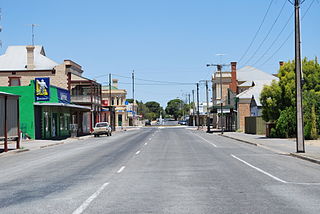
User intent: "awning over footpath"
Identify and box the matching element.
[34,102,91,111]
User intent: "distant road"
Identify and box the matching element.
[1,127,320,213]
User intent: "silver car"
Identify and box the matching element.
[93,122,112,137]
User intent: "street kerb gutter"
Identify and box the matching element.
[290,153,320,165]
[219,133,320,165]
[219,134,258,146]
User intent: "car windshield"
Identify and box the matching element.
[96,123,108,127]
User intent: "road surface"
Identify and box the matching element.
[1,127,320,213]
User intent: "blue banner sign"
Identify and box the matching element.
[57,88,71,103]
[35,77,50,101]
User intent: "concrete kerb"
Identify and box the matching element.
[218,133,320,165]
[290,153,320,165]
[0,127,141,158]
[219,134,258,146]
[0,148,30,157]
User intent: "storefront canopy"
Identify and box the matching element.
[34,102,91,111]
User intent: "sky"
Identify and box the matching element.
[1,0,319,107]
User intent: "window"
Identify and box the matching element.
[9,77,21,86]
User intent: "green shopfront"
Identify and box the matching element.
[0,80,90,139]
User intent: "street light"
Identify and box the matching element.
[207,63,230,134]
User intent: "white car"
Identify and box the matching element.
[93,122,112,137]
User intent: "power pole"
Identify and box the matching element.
[206,80,210,133]
[219,65,224,134]
[294,0,305,152]
[207,63,229,134]
[196,83,200,130]
[192,89,195,126]
[109,73,115,131]
[132,70,135,126]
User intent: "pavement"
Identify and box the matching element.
[0,126,142,157]
[215,131,320,165]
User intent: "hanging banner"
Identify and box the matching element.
[35,77,50,101]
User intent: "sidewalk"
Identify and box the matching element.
[0,126,142,157]
[220,132,320,164]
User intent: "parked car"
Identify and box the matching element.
[178,120,187,125]
[93,122,112,137]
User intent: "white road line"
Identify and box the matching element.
[144,143,148,145]
[117,166,126,173]
[196,135,217,147]
[72,182,109,214]
[149,138,152,141]
[231,154,287,184]
[136,150,141,155]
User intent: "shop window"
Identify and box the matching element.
[9,77,21,86]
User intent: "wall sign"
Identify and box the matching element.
[35,78,50,101]
[57,88,70,103]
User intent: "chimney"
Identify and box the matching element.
[279,61,284,67]
[112,79,118,89]
[26,46,35,70]
[230,61,237,93]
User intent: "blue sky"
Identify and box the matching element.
[1,0,319,107]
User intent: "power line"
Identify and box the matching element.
[259,0,316,67]
[112,73,195,85]
[253,11,294,66]
[238,0,275,63]
[243,0,288,66]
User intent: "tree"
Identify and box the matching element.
[165,99,184,120]
[260,58,320,138]
[126,99,134,103]
[145,101,162,120]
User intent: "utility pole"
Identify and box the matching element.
[192,89,195,126]
[294,0,305,152]
[132,70,135,126]
[196,83,200,130]
[207,63,229,134]
[206,80,210,133]
[109,73,115,131]
[188,93,191,125]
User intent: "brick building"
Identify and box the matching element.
[211,62,278,131]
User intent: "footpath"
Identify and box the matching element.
[219,131,320,165]
[0,126,141,157]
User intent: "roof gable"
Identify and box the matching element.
[0,45,59,71]
[237,66,278,82]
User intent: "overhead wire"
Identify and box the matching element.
[258,0,316,67]
[252,11,294,66]
[237,0,275,63]
[243,0,288,66]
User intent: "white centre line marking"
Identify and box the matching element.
[72,182,109,214]
[136,150,141,155]
[196,135,217,147]
[117,166,126,173]
[231,154,287,183]
[144,143,148,145]
[149,138,152,141]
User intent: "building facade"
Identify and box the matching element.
[0,45,101,132]
[101,79,129,128]
[0,80,90,139]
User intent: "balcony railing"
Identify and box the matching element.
[71,95,101,105]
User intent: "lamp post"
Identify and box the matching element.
[207,63,230,134]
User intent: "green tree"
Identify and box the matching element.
[260,58,320,138]
[145,101,162,119]
[165,99,184,120]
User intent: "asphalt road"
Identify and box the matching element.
[1,127,320,214]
